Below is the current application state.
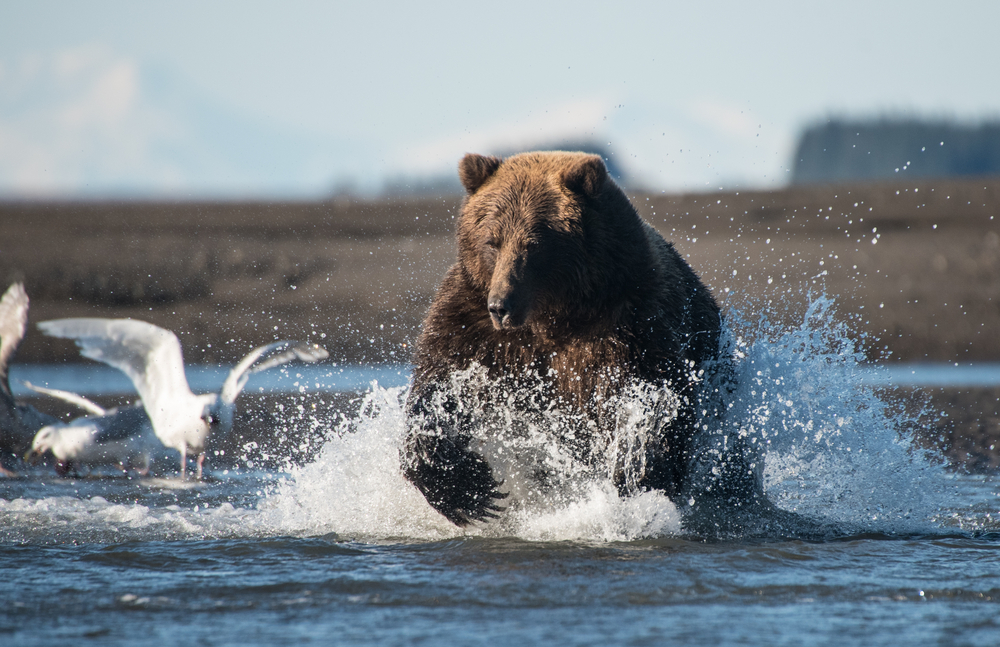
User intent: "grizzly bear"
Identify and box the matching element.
[402,151,759,526]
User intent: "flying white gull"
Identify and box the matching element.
[0,283,58,475]
[38,318,329,478]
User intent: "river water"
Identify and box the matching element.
[3,297,1000,646]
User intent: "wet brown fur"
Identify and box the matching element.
[403,151,724,525]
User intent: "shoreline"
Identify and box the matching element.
[3,178,999,472]
[2,177,997,366]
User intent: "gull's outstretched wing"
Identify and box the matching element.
[250,342,329,375]
[37,319,195,438]
[22,381,107,416]
[0,283,29,398]
[220,341,329,404]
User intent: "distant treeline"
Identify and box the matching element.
[791,119,1000,185]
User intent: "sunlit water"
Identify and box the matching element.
[3,297,1000,646]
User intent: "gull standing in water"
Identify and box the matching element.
[24,392,163,476]
[38,318,329,479]
[0,283,58,475]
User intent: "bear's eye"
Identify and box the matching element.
[484,239,500,250]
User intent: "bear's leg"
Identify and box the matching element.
[402,387,507,526]
[401,430,507,526]
[632,410,692,500]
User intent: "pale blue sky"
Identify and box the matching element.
[1,0,998,197]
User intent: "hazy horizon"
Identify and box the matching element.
[2,0,999,199]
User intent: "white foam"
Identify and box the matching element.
[0,495,253,543]
[258,385,460,540]
[511,484,681,542]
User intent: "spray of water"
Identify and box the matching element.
[258,294,955,542]
[722,296,946,531]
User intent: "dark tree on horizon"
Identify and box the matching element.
[791,119,1000,185]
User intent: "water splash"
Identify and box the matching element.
[254,380,679,542]
[259,294,958,542]
[721,296,947,532]
[259,385,458,540]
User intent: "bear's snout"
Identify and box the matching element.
[487,249,533,329]
[488,296,513,329]
[487,287,528,329]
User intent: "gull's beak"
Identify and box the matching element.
[24,449,40,464]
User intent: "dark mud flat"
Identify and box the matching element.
[2,178,998,366]
[1,178,999,469]
[0,197,459,366]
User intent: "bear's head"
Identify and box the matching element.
[456,151,644,332]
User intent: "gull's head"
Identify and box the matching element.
[201,395,235,439]
[25,426,57,463]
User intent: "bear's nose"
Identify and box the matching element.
[488,300,509,328]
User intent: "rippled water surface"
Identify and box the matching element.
[4,298,1000,645]
[3,479,1000,647]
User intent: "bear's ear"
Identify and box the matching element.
[459,153,502,194]
[561,155,608,198]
